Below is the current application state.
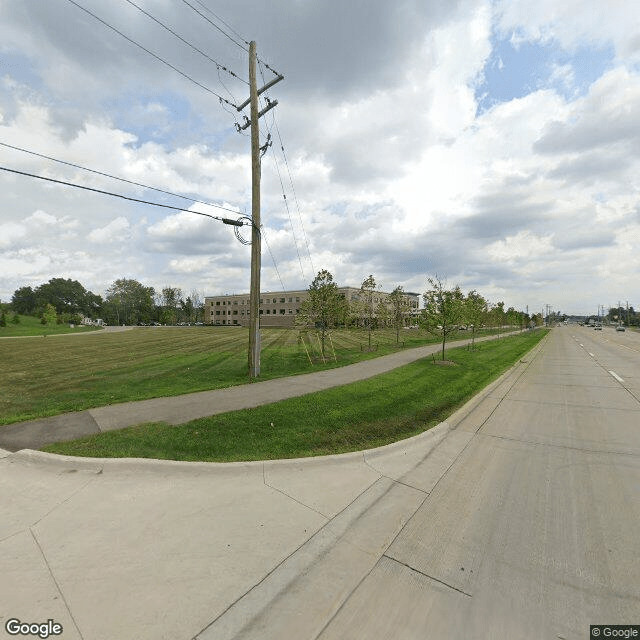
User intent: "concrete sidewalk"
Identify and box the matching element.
[0,333,504,452]
[0,333,545,640]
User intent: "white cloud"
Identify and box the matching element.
[0,0,638,314]
[487,230,554,263]
[0,221,27,249]
[495,0,640,61]
[88,216,131,244]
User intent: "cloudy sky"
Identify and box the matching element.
[1,0,639,315]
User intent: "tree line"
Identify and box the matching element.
[297,270,539,359]
[6,277,205,326]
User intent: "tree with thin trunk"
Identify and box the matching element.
[357,274,377,348]
[388,285,411,343]
[464,290,488,350]
[296,270,347,358]
[420,275,465,360]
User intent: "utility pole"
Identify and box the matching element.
[237,41,283,378]
[248,41,261,379]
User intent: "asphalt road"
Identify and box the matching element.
[2,327,638,640]
[208,326,640,640]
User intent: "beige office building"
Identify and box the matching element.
[205,287,419,328]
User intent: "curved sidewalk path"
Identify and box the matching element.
[0,333,506,452]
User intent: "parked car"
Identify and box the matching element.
[616,326,626,331]
[594,323,602,330]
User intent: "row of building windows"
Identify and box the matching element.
[213,297,302,306]
[214,309,300,315]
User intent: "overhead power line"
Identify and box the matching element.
[191,0,249,47]
[123,0,247,85]
[0,141,234,213]
[0,165,248,225]
[66,0,237,108]
[180,0,248,52]
[256,61,315,277]
[182,0,282,78]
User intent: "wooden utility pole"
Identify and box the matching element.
[241,41,283,378]
[248,40,261,378]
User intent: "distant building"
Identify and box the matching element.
[205,287,419,328]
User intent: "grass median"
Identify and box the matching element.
[43,329,547,462]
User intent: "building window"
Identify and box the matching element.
[280,309,285,315]
[280,298,285,303]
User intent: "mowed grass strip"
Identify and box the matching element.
[43,330,547,462]
[0,314,102,337]
[0,325,452,425]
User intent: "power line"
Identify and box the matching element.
[261,225,287,292]
[0,141,236,214]
[272,112,316,276]
[123,0,247,85]
[0,165,248,225]
[257,61,315,277]
[191,0,250,47]
[183,0,282,78]
[66,0,237,108]
[180,0,248,52]
[260,111,306,282]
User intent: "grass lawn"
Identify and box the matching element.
[43,329,547,462]
[1,324,464,424]
[0,314,101,337]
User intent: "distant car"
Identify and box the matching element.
[616,326,626,331]
[594,324,602,330]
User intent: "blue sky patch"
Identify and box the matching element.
[475,34,615,114]
[0,52,44,91]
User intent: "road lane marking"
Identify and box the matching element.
[609,371,625,383]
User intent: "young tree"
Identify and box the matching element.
[388,285,411,343]
[357,274,378,348]
[490,301,506,337]
[420,275,465,361]
[464,290,488,350]
[296,270,347,358]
